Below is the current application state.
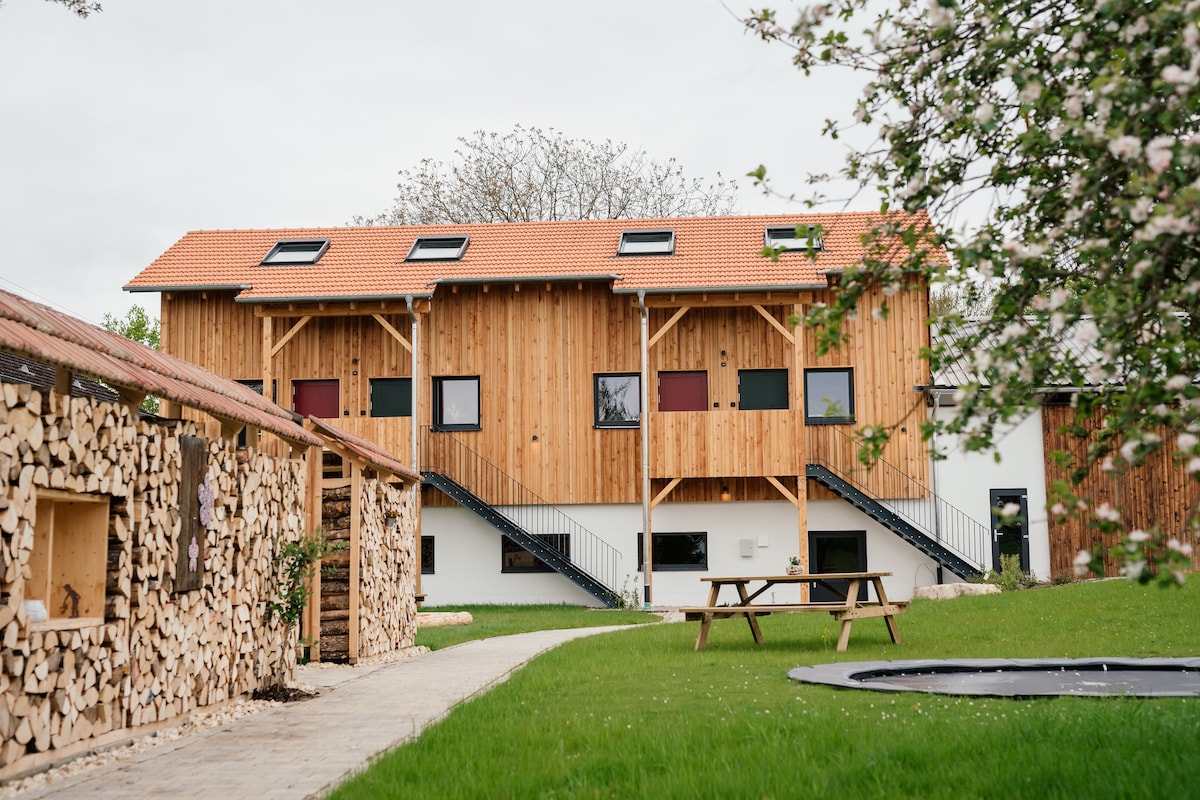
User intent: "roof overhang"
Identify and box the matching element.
[613,282,828,295]
[125,283,251,293]
[233,292,433,305]
[427,274,622,287]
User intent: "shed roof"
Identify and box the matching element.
[304,416,418,482]
[0,289,321,447]
[125,212,942,304]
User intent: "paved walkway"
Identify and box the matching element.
[8,625,633,800]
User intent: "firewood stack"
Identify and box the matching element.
[0,387,306,776]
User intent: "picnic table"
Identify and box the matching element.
[680,572,907,652]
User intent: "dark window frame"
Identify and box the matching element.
[764,225,824,253]
[618,229,675,256]
[637,531,709,571]
[406,236,469,262]
[421,535,435,574]
[370,377,413,418]
[593,372,641,428]
[804,367,855,424]
[432,375,481,431]
[501,534,570,573]
[260,238,330,265]
[738,368,789,411]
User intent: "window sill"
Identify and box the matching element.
[804,418,856,426]
[30,616,105,633]
[432,425,482,433]
[594,423,640,430]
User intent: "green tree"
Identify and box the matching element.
[1,1,102,17]
[747,1,1199,583]
[355,125,737,225]
[102,305,160,413]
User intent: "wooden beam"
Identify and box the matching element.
[765,476,799,508]
[116,387,146,411]
[53,367,71,398]
[270,316,313,358]
[262,315,274,412]
[637,292,814,309]
[254,300,431,318]
[348,461,362,665]
[648,306,690,350]
[753,304,795,345]
[651,477,682,510]
[372,314,412,354]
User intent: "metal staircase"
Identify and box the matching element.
[421,429,620,607]
[807,427,989,579]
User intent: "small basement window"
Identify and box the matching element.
[618,230,675,256]
[407,236,469,261]
[27,490,111,624]
[765,225,823,252]
[261,239,330,265]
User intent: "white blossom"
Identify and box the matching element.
[1107,135,1142,159]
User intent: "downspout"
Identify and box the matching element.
[638,290,653,610]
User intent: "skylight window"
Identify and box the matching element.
[261,239,330,265]
[765,225,824,252]
[618,230,675,256]
[407,236,469,261]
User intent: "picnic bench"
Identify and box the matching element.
[680,572,907,652]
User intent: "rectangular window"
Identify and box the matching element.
[407,236,469,261]
[236,379,277,447]
[371,377,412,418]
[764,225,823,253]
[657,370,708,412]
[261,238,330,265]
[433,376,480,430]
[618,229,675,256]
[421,535,435,574]
[594,373,640,428]
[293,379,340,419]
[738,369,789,410]
[28,490,111,623]
[637,531,708,571]
[804,368,855,423]
[502,534,569,573]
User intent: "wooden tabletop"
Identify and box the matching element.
[700,571,893,583]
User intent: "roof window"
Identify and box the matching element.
[261,239,330,265]
[407,236,469,261]
[618,230,675,256]
[765,225,823,252]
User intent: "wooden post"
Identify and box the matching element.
[261,315,274,411]
[348,461,362,664]
[303,443,323,661]
[793,303,809,602]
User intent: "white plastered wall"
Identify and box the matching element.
[930,404,1052,581]
[419,496,949,607]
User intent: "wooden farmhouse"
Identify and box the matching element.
[0,289,419,778]
[123,212,1004,608]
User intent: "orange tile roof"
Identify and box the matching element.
[125,212,941,303]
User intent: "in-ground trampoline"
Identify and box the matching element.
[788,658,1200,698]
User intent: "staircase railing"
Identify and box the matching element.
[420,427,620,601]
[806,425,991,573]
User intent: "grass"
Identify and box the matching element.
[415,604,657,650]
[333,581,1200,799]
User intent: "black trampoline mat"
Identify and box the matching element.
[789,658,1200,698]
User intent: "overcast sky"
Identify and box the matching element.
[0,0,867,327]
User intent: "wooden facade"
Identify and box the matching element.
[1042,404,1200,578]
[159,278,931,510]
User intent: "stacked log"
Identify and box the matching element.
[318,486,352,661]
[356,480,418,659]
[0,386,307,777]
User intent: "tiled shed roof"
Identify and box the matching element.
[125,212,941,304]
[304,416,418,482]
[0,289,321,447]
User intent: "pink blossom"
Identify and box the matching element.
[1146,136,1175,173]
[1177,432,1198,451]
[1166,374,1190,391]
[1072,549,1092,577]
[1095,502,1120,523]
[1128,529,1151,543]
[1050,502,1066,516]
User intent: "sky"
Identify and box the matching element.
[0,0,868,328]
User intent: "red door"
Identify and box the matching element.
[293,379,339,419]
[658,371,708,411]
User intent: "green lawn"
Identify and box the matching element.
[335,581,1200,799]
[415,604,657,650]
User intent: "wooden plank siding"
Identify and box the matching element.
[158,276,931,507]
[1042,404,1200,578]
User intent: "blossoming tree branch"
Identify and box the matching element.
[747,0,1199,584]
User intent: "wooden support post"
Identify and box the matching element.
[793,302,809,601]
[348,461,362,664]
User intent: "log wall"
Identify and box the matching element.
[0,385,305,776]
